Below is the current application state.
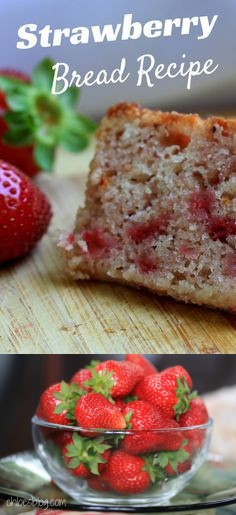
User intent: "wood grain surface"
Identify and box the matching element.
[0,167,236,354]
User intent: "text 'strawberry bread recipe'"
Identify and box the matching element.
[60,103,236,312]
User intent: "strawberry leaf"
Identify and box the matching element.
[58,86,80,110]
[5,89,31,112]
[142,456,166,484]
[75,113,97,133]
[174,376,197,417]
[33,142,55,171]
[124,410,133,429]
[32,58,55,92]
[60,128,88,152]
[4,127,34,147]
[85,360,101,370]
[0,75,26,92]
[53,402,68,415]
[68,457,81,469]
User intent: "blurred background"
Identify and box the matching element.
[1,0,236,118]
[0,354,236,459]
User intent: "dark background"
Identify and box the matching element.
[0,354,236,459]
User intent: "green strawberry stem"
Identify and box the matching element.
[0,58,97,171]
[174,376,197,418]
[84,369,115,402]
[66,433,111,475]
[53,380,87,423]
[85,360,101,370]
[143,439,190,481]
[153,443,190,473]
[142,456,166,484]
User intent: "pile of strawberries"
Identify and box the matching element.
[36,355,209,496]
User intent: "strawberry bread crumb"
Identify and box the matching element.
[61,103,236,312]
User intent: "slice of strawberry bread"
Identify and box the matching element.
[60,103,236,312]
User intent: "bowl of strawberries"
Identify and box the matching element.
[32,355,213,507]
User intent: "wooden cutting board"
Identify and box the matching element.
[0,171,236,354]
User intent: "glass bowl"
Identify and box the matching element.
[32,415,213,507]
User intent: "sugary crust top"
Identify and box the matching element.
[99,102,236,139]
[103,102,200,134]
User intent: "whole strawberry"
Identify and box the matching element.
[39,383,70,426]
[70,360,100,391]
[178,398,209,452]
[74,392,126,431]
[0,160,52,264]
[38,381,85,425]
[86,360,144,399]
[106,450,151,494]
[133,371,195,419]
[122,401,184,454]
[125,354,158,376]
[62,433,111,477]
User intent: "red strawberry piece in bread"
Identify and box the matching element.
[74,392,126,433]
[90,360,144,399]
[125,354,158,376]
[133,371,194,419]
[122,400,184,454]
[105,450,151,495]
[162,365,193,389]
[70,368,92,391]
[62,433,111,477]
[178,398,209,452]
[0,160,52,264]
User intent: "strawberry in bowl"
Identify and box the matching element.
[32,355,213,507]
